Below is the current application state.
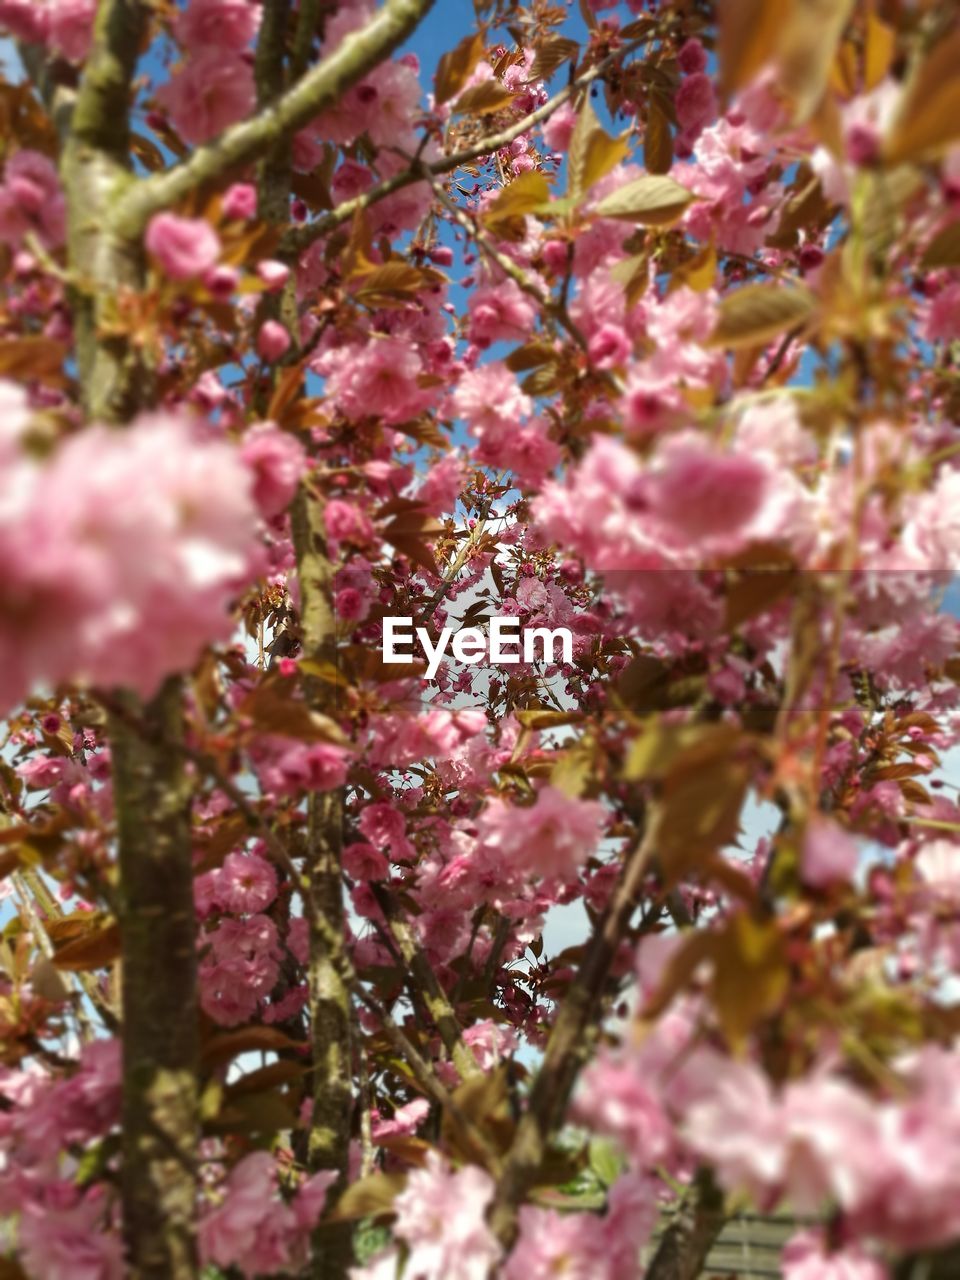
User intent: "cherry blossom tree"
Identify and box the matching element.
[2,1,960,1278]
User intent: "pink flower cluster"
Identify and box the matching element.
[0,1040,122,1279]
[0,0,95,63]
[471,786,605,886]
[354,1154,657,1280]
[0,150,66,251]
[199,1151,334,1278]
[580,1002,960,1259]
[198,912,283,1026]
[156,1,260,144]
[0,402,264,711]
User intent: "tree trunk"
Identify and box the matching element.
[291,488,355,1280]
[110,683,199,1279]
[61,5,200,1275]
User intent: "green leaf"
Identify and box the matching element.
[328,1172,408,1222]
[589,1137,624,1188]
[710,282,815,349]
[483,171,551,227]
[568,97,630,203]
[592,175,694,225]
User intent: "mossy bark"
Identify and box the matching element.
[61,6,199,1275]
[110,683,199,1280]
[291,489,355,1280]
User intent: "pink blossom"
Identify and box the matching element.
[314,336,431,425]
[683,1057,785,1198]
[0,150,66,250]
[324,498,374,552]
[415,453,465,513]
[452,362,532,441]
[199,1152,293,1278]
[343,841,390,880]
[0,412,262,710]
[0,1,50,43]
[146,213,221,280]
[47,0,95,62]
[223,182,258,220]
[916,838,960,902]
[174,0,260,52]
[392,1152,502,1280]
[156,52,256,145]
[250,735,349,798]
[921,282,960,343]
[782,1230,888,1280]
[358,802,406,849]
[468,279,537,346]
[646,432,812,559]
[903,468,960,569]
[19,1188,123,1280]
[257,319,292,362]
[678,39,708,74]
[802,819,860,890]
[0,378,31,463]
[371,1097,430,1141]
[475,786,604,884]
[505,1206,599,1280]
[676,72,717,135]
[588,323,631,369]
[542,101,578,153]
[240,421,306,518]
[217,850,278,914]
[256,258,291,290]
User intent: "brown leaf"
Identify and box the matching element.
[29,958,70,1003]
[453,81,516,116]
[515,708,585,730]
[718,0,789,98]
[382,509,446,540]
[351,261,439,307]
[864,12,896,91]
[51,920,121,972]
[388,535,438,575]
[224,1060,306,1098]
[883,28,960,164]
[201,1025,304,1067]
[643,98,674,175]
[725,566,798,630]
[653,755,751,883]
[436,32,485,105]
[777,0,857,123]
[530,36,580,83]
[0,337,68,385]
[238,682,349,744]
[921,220,960,270]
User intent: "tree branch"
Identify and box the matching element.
[371,884,481,1083]
[285,41,642,255]
[645,1169,726,1280]
[489,818,658,1245]
[114,0,436,236]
